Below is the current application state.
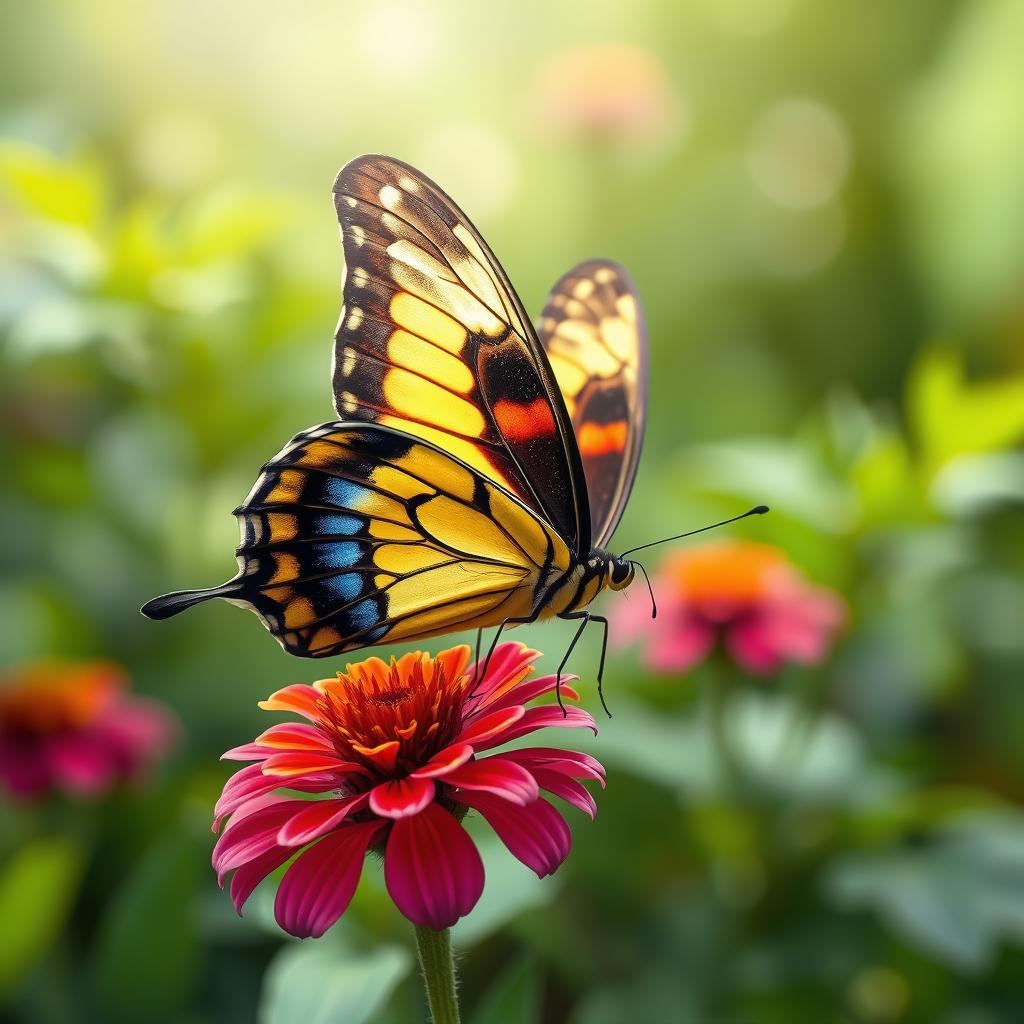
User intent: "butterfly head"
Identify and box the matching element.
[606,556,635,592]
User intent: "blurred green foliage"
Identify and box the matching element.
[2,0,1024,1021]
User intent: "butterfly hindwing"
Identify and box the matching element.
[538,260,647,549]
[144,423,574,658]
[332,155,591,556]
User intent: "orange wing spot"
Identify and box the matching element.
[578,420,628,457]
[493,398,557,443]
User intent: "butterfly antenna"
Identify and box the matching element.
[619,505,769,559]
[631,560,657,619]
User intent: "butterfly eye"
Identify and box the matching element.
[609,559,634,589]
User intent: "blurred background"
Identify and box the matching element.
[2,0,1024,1021]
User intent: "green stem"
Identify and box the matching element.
[414,925,460,1024]
[707,660,742,791]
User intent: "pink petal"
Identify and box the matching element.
[257,683,323,720]
[466,643,541,710]
[254,723,335,752]
[262,751,366,777]
[46,734,116,794]
[369,777,436,819]
[468,642,539,698]
[445,756,539,805]
[529,767,597,819]
[384,803,484,930]
[275,820,385,938]
[223,791,300,829]
[410,743,474,780]
[213,799,313,881]
[277,792,370,847]
[213,764,336,832]
[229,844,294,914]
[97,698,177,766]
[726,618,782,675]
[475,672,580,715]
[476,706,597,750]
[610,590,659,649]
[646,617,715,674]
[455,791,571,877]
[454,705,525,748]
[221,742,275,762]
[501,747,606,786]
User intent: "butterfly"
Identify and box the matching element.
[142,154,648,702]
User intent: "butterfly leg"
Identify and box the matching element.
[591,614,612,719]
[471,613,542,697]
[555,611,593,718]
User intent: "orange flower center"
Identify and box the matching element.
[312,648,472,778]
[0,662,122,736]
[664,541,791,610]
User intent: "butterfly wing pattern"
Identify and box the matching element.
[332,155,590,556]
[538,260,647,550]
[145,423,571,658]
[142,155,647,660]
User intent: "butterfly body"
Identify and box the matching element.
[143,155,647,666]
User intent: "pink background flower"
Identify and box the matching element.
[213,643,605,936]
[614,541,846,676]
[0,660,177,800]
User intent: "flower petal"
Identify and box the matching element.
[475,672,580,714]
[530,767,598,819]
[257,683,323,721]
[213,764,337,832]
[262,751,366,777]
[466,642,540,708]
[277,792,370,847]
[454,705,525,748]
[229,844,294,914]
[274,820,385,938]
[254,723,336,752]
[455,791,571,877]
[472,706,597,750]
[369,777,436,819]
[213,799,313,881]
[409,743,474,780]
[221,742,274,762]
[351,739,399,773]
[446,756,539,805]
[384,803,483,929]
[501,747,606,787]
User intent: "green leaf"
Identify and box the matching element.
[468,956,539,1024]
[0,141,106,228]
[0,836,83,997]
[909,347,1024,472]
[826,811,1024,972]
[260,941,411,1024]
[89,832,205,1023]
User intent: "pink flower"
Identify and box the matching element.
[530,44,677,147]
[614,541,846,676]
[212,643,604,937]
[0,660,177,800]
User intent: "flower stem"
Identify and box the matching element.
[414,925,460,1024]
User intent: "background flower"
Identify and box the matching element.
[529,43,678,147]
[0,660,177,800]
[213,642,604,937]
[614,540,846,676]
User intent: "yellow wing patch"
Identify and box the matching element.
[202,422,571,659]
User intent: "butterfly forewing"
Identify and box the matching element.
[222,423,571,658]
[332,155,591,556]
[538,260,647,549]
